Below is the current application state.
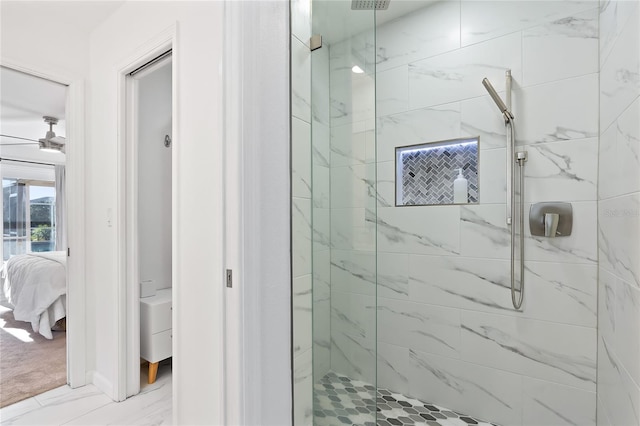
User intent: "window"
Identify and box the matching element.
[2,179,56,261]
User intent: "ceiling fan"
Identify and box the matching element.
[0,116,66,153]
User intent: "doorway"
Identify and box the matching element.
[124,52,173,398]
[0,66,70,407]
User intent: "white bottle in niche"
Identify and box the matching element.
[453,168,468,204]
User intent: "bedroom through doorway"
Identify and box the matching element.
[0,66,69,407]
[124,51,173,399]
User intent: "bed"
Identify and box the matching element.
[1,251,67,339]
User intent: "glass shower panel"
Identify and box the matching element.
[310,1,377,425]
[301,0,602,424]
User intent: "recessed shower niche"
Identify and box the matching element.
[395,137,479,206]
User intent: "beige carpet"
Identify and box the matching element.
[0,306,66,408]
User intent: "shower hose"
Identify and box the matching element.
[507,118,526,310]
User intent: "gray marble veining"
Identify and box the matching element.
[461,318,596,390]
[410,350,513,410]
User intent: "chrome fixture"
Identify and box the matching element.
[544,214,559,237]
[482,73,518,226]
[482,78,513,121]
[310,35,323,51]
[529,202,573,237]
[482,71,527,310]
[351,0,390,10]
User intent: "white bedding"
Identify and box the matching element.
[1,251,67,339]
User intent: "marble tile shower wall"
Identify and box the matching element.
[311,43,333,389]
[597,1,640,425]
[291,0,314,424]
[329,1,601,425]
[327,27,379,389]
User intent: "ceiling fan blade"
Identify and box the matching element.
[50,136,66,144]
[0,134,39,143]
[0,142,38,146]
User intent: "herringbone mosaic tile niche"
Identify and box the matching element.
[396,138,479,206]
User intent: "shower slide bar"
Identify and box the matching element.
[482,71,528,310]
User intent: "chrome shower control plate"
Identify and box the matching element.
[530,202,573,237]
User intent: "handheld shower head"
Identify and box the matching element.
[482,78,513,120]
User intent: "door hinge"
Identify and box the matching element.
[226,269,233,288]
[67,248,70,257]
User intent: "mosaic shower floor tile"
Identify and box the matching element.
[313,372,499,426]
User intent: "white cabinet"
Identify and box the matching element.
[140,288,171,383]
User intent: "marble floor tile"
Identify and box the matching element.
[1,385,112,425]
[0,365,173,426]
[0,398,41,424]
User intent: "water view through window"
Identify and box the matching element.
[2,179,56,261]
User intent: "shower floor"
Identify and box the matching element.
[314,372,499,426]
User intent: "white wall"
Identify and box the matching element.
[1,163,56,183]
[0,2,89,79]
[597,1,640,425]
[235,2,292,424]
[137,62,172,291]
[87,3,225,423]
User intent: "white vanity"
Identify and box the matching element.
[140,288,172,384]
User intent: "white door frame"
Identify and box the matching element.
[114,27,175,402]
[123,51,173,398]
[122,71,142,399]
[221,1,292,423]
[0,59,87,388]
[222,1,244,423]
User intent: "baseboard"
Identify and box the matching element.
[89,371,115,401]
[85,370,94,387]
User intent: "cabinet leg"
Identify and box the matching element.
[148,362,159,384]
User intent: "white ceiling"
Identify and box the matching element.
[0,1,124,166]
[0,1,127,40]
[313,0,437,44]
[0,66,68,164]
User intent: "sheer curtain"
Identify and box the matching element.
[55,165,66,251]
